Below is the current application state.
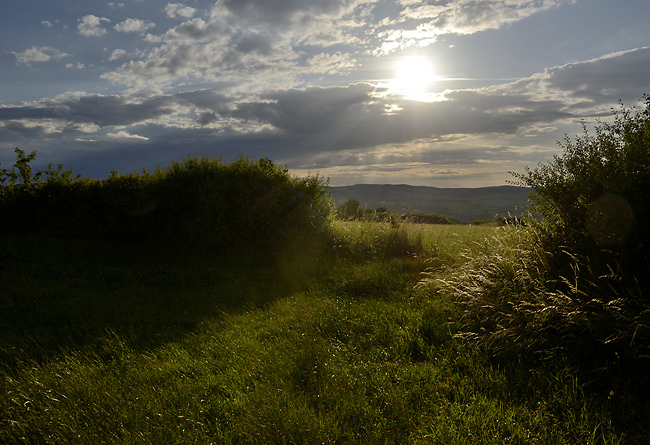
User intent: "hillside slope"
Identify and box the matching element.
[328,184,532,222]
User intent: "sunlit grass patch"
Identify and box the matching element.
[327,220,498,264]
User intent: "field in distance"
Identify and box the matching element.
[328,184,532,222]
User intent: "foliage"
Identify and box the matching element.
[511,95,650,282]
[335,198,364,220]
[0,151,332,251]
[445,94,650,397]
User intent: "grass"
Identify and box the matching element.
[0,223,636,443]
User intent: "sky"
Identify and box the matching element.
[1,0,649,187]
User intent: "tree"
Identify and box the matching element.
[336,199,363,220]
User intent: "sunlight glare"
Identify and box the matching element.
[391,56,436,98]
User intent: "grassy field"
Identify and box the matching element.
[0,223,634,443]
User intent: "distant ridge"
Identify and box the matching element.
[327,184,533,223]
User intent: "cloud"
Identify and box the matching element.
[97,0,573,95]
[162,18,216,41]
[107,130,149,141]
[101,3,359,92]
[307,53,357,75]
[376,0,569,53]
[114,18,155,34]
[78,15,111,37]
[2,45,648,186]
[6,46,646,148]
[102,41,230,91]
[65,62,86,69]
[8,47,649,144]
[542,47,650,104]
[41,20,53,28]
[109,49,127,61]
[211,0,373,48]
[400,0,567,32]
[13,46,69,65]
[215,0,374,25]
[0,94,178,129]
[0,89,234,143]
[165,3,196,19]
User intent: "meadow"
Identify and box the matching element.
[0,221,636,444]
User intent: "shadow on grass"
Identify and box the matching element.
[0,235,311,371]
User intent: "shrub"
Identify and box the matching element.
[511,96,650,283]
[443,94,650,389]
[0,151,333,252]
[336,199,364,220]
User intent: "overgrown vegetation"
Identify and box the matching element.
[0,150,331,252]
[438,94,650,431]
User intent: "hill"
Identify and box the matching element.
[327,184,533,222]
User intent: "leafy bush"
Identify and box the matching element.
[443,95,650,390]
[0,151,333,252]
[512,96,650,283]
[335,199,364,220]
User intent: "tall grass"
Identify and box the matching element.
[436,222,650,381]
[429,221,650,440]
[325,220,496,264]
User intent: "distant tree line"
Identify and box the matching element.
[335,198,459,224]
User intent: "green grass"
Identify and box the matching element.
[0,224,635,443]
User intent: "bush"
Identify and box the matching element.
[511,96,650,283]
[336,199,364,220]
[0,151,333,252]
[444,94,650,390]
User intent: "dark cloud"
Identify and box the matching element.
[226,83,573,154]
[0,121,51,142]
[234,33,274,55]
[197,111,218,125]
[4,45,647,153]
[544,47,650,104]
[218,0,369,25]
[0,90,235,135]
[0,95,175,127]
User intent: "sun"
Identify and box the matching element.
[390,56,436,98]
